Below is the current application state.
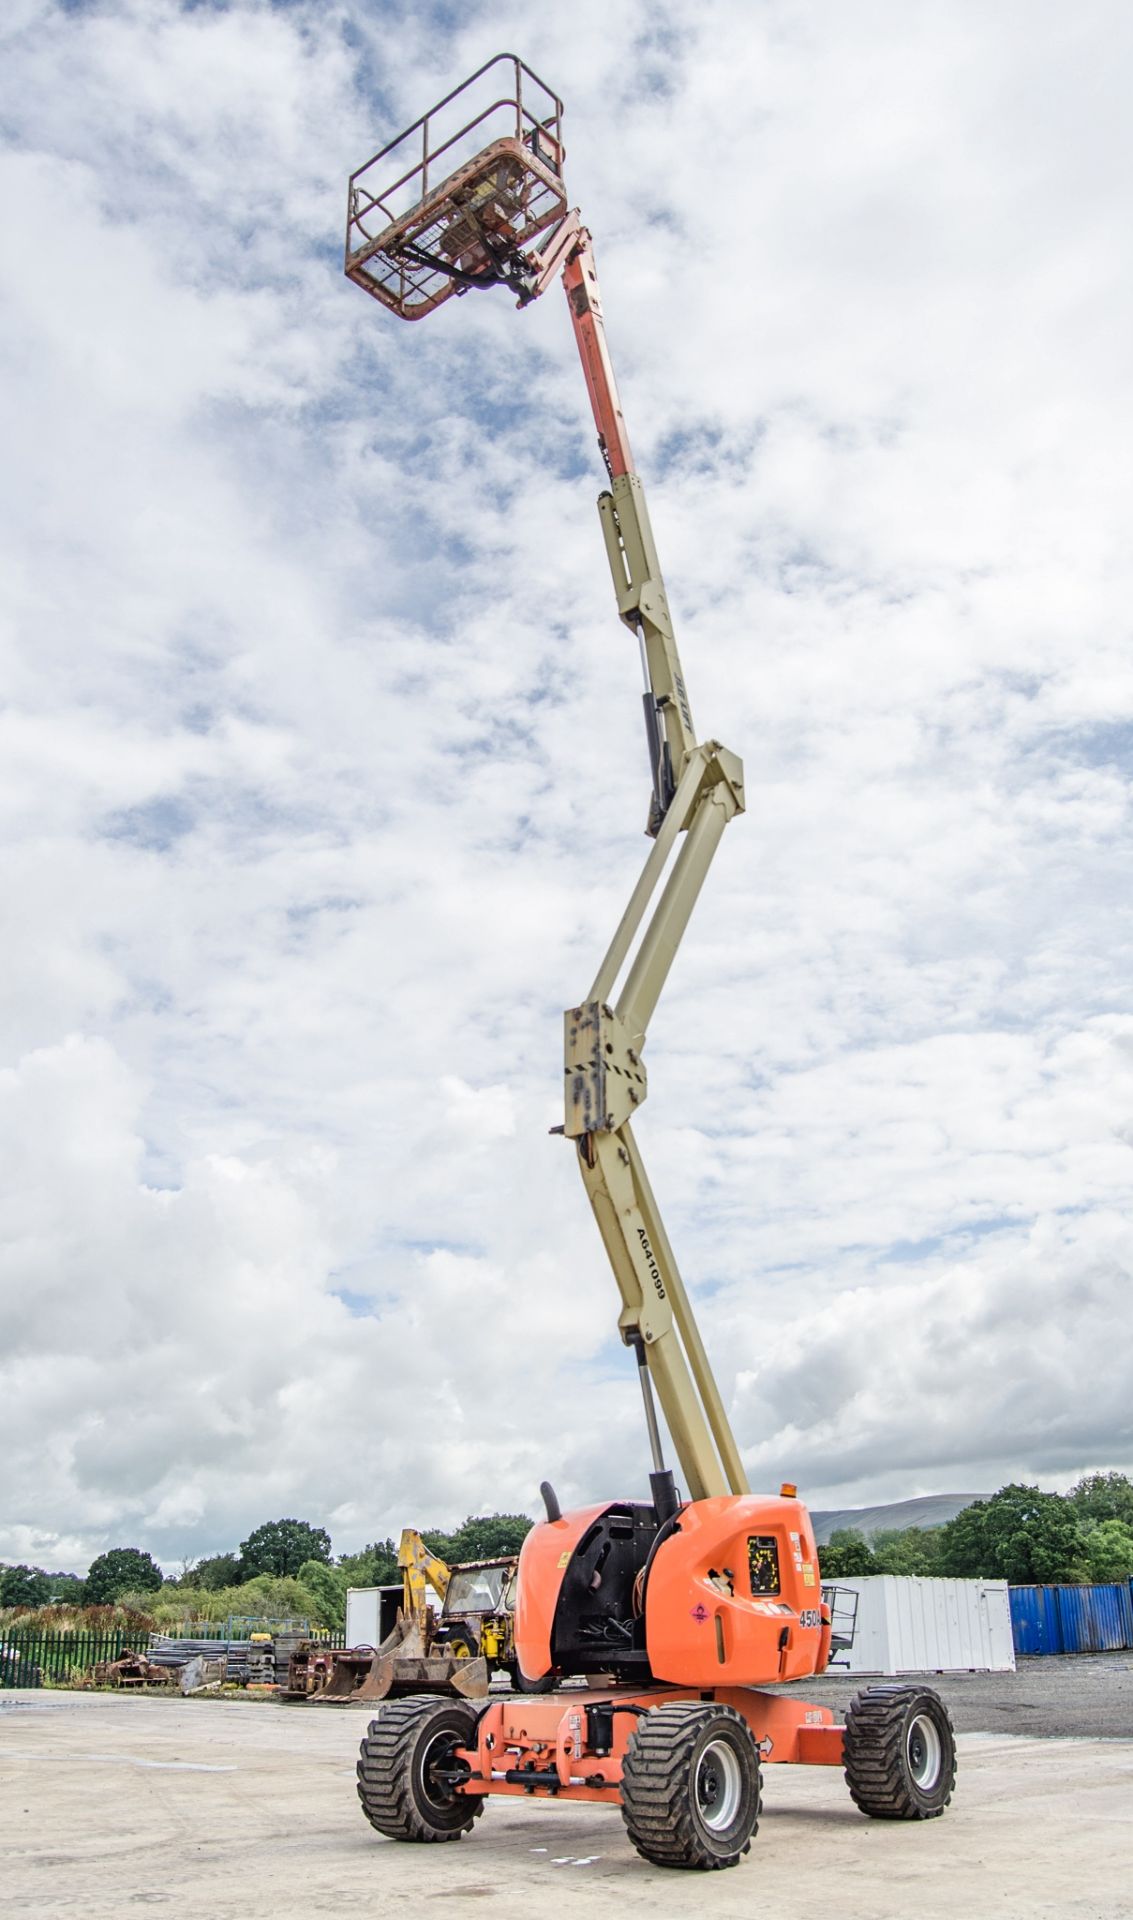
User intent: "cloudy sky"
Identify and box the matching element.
[1,0,1131,1576]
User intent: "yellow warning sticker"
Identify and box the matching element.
[802,1564,816,1587]
[557,1551,571,1568]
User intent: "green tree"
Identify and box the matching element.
[1083,1519,1133,1583]
[446,1513,534,1562]
[0,1564,52,1608]
[299,1559,347,1629]
[239,1519,332,1579]
[46,1572,85,1605]
[149,1572,322,1629]
[935,1499,989,1578]
[229,1573,322,1621]
[195,1552,243,1591]
[420,1527,458,1564]
[338,1539,399,1587]
[84,1547,163,1604]
[817,1529,877,1578]
[418,1514,534,1568]
[937,1484,1089,1583]
[870,1527,944,1577]
[1068,1471,1133,1530]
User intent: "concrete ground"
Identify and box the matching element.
[3,1671,1132,1920]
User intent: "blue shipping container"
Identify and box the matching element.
[1009,1585,1062,1655]
[1010,1582,1133,1655]
[1056,1582,1133,1654]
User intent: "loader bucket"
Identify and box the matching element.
[448,1656,490,1699]
[348,1652,398,1703]
[313,1645,389,1703]
[309,1592,491,1706]
[374,1655,490,1700]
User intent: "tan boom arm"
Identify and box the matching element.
[557,232,750,1503]
[561,232,697,838]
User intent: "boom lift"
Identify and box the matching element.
[344,56,956,1870]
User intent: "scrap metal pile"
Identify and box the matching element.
[145,1635,276,1686]
[92,1648,178,1689]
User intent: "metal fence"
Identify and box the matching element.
[0,1625,347,1688]
[1010,1581,1133,1655]
[0,1629,133,1686]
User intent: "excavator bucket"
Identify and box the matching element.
[446,1656,490,1699]
[345,53,566,321]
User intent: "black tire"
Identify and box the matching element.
[438,1620,480,1661]
[509,1662,556,1694]
[356,1696,484,1842]
[843,1684,956,1820]
[620,1701,761,1871]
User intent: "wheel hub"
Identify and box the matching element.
[421,1730,464,1808]
[694,1737,742,1832]
[906,1712,943,1789]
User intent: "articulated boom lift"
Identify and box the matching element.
[344,57,956,1870]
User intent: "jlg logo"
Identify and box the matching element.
[637,1226,666,1301]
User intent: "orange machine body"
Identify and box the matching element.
[513,1502,612,1679]
[515,1494,831,1690]
[450,1683,844,1808]
[646,1495,829,1686]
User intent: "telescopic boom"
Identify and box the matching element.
[550,230,749,1503]
[343,57,749,1501]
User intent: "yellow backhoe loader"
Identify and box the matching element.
[312,1529,491,1704]
[306,1530,550,1704]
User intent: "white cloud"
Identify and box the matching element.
[1,0,1131,1571]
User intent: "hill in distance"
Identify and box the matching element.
[808,1493,984,1545]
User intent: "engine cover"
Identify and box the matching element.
[514,1501,658,1682]
[515,1493,830,1689]
[645,1494,828,1687]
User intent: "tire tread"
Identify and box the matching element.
[843,1684,956,1821]
[620,1702,761,1871]
[356,1696,483,1843]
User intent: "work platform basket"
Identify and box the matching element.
[345,55,567,321]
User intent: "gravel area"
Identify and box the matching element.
[782,1650,1133,1738]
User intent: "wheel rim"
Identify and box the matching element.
[420,1728,463,1809]
[905,1711,942,1789]
[695,1736,742,1832]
